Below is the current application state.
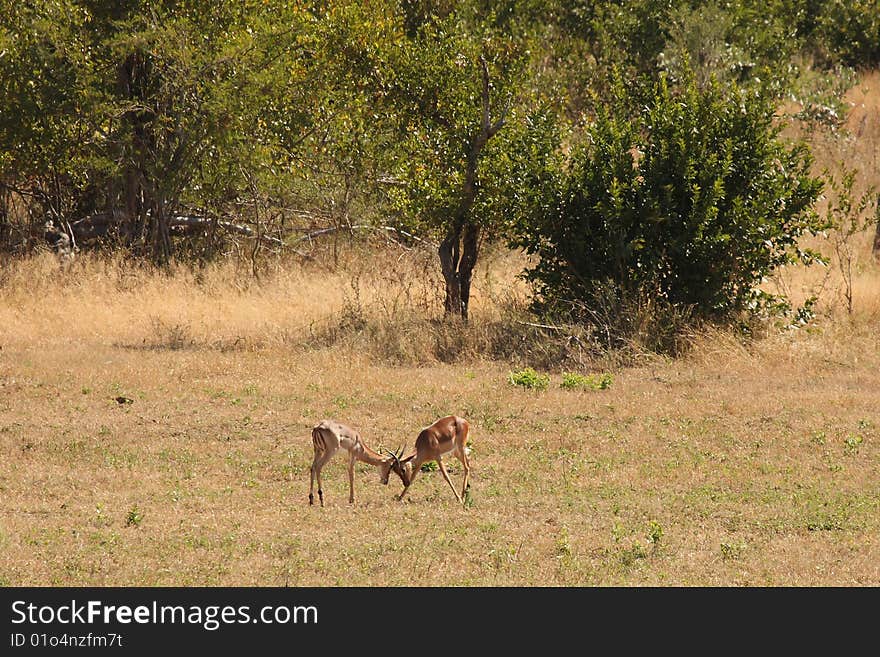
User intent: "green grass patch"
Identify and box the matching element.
[507,368,550,390]
[560,372,613,390]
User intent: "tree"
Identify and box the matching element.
[377,5,530,319]
[90,2,320,264]
[0,1,333,262]
[435,55,509,319]
[0,0,99,250]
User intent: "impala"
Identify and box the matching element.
[390,415,471,505]
[308,419,401,506]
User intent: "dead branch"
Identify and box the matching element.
[290,224,437,249]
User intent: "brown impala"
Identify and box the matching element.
[386,415,472,505]
[308,420,401,506]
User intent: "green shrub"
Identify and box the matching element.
[512,67,824,346]
[560,372,613,390]
[814,0,880,67]
[507,368,550,390]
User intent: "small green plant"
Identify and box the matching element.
[420,460,438,472]
[720,541,745,560]
[463,486,474,509]
[618,542,648,566]
[560,372,613,390]
[647,520,663,547]
[844,434,863,455]
[555,526,572,558]
[807,517,844,532]
[507,368,550,390]
[125,505,143,527]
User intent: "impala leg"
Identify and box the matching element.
[309,449,324,506]
[315,464,325,507]
[348,452,356,504]
[312,448,335,507]
[457,449,470,502]
[436,456,463,504]
[397,463,420,502]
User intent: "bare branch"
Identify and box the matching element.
[290,224,437,249]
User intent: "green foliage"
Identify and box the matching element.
[646,520,663,546]
[125,505,143,527]
[618,542,648,566]
[560,372,613,390]
[812,0,880,67]
[511,67,824,342]
[659,2,759,87]
[720,541,746,560]
[507,367,550,390]
[462,485,473,509]
[0,0,869,304]
[377,5,532,239]
[844,435,863,455]
[555,526,572,558]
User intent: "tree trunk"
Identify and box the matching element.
[459,222,480,318]
[439,223,463,316]
[0,187,10,250]
[117,51,152,251]
[437,56,505,321]
[439,220,481,320]
[149,186,172,265]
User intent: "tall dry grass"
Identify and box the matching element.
[2,235,877,377]
[0,243,542,362]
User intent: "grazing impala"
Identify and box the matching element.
[308,420,401,506]
[390,415,471,505]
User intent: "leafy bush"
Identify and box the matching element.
[507,367,550,390]
[560,372,613,390]
[512,68,823,346]
[814,0,880,67]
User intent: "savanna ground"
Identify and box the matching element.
[1,75,879,587]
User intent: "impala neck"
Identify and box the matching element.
[357,443,388,467]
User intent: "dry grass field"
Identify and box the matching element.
[0,75,878,587]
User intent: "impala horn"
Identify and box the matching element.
[384,447,402,469]
[385,445,403,468]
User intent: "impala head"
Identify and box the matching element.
[382,446,407,485]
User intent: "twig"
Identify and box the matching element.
[290,224,437,249]
[516,320,568,332]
